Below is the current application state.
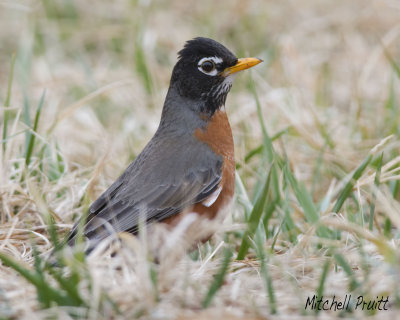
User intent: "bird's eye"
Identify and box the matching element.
[200,60,215,73]
[197,57,221,76]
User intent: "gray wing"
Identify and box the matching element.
[68,135,222,246]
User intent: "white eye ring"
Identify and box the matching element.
[197,56,222,76]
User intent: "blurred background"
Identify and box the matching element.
[1,1,400,190]
[1,1,399,183]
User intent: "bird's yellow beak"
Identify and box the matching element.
[224,57,263,75]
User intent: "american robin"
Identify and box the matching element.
[67,37,262,252]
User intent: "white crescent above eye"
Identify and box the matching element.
[197,56,223,76]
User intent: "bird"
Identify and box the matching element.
[67,37,262,252]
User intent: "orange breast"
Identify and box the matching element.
[163,109,235,227]
[192,109,235,220]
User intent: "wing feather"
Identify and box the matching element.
[68,135,223,246]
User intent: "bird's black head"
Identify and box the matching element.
[169,37,262,115]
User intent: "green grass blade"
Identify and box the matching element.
[283,164,331,238]
[311,141,328,197]
[243,127,289,165]
[390,180,399,199]
[249,74,280,202]
[254,231,277,314]
[382,45,400,80]
[31,245,51,307]
[369,153,383,231]
[55,143,65,174]
[282,189,298,243]
[2,53,16,153]
[283,164,319,223]
[384,76,398,134]
[135,35,152,94]
[244,145,263,164]
[271,220,283,252]
[25,90,46,166]
[334,253,358,291]
[0,251,42,288]
[333,154,372,213]
[0,247,87,309]
[23,92,32,152]
[235,172,253,218]
[262,200,278,239]
[384,218,392,238]
[1,249,63,307]
[1,129,29,144]
[45,213,66,267]
[47,215,61,252]
[202,248,233,308]
[149,265,160,302]
[46,267,86,306]
[237,166,272,260]
[315,259,331,313]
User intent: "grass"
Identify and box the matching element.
[2,53,16,154]
[1,0,400,319]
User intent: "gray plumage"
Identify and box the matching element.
[67,37,240,251]
[68,86,223,249]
